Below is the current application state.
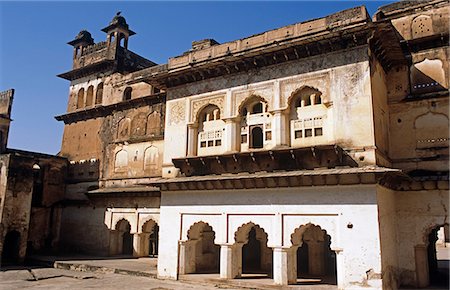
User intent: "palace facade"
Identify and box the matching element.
[1,1,449,289]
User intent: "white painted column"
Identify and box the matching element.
[273,247,288,285]
[272,110,288,147]
[133,233,141,257]
[186,123,198,157]
[223,118,238,153]
[335,250,345,290]
[220,244,234,279]
[220,244,242,279]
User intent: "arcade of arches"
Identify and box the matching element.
[187,87,329,157]
[179,221,337,286]
[109,218,159,257]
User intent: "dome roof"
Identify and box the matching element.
[110,12,128,27]
[75,30,93,41]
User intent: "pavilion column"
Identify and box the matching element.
[133,233,143,257]
[272,110,288,147]
[223,118,239,153]
[273,247,296,285]
[335,249,345,290]
[186,123,198,157]
[220,244,241,279]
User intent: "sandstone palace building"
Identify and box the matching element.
[0,1,449,289]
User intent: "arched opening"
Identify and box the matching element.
[291,224,337,285]
[235,223,272,277]
[86,85,94,107]
[32,163,44,207]
[123,87,132,101]
[197,104,224,156]
[76,88,85,109]
[427,225,449,288]
[116,219,133,255]
[289,87,325,146]
[250,126,264,149]
[141,220,159,257]
[238,96,271,152]
[95,83,103,105]
[252,102,263,114]
[180,222,220,274]
[2,230,21,265]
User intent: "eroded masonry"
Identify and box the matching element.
[0,1,449,289]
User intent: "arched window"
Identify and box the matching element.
[86,86,94,107]
[123,87,132,101]
[252,102,263,114]
[76,88,85,109]
[197,105,224,155]
[289,87,327,146]
[238,96,272,151]
[250,126,264,149]
[96,83,103,105]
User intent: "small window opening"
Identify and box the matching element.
[123,87,132,101]
[252,102,263,114]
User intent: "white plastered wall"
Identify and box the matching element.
[157,184,382,288]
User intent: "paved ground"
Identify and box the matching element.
[0,267,242,290]
[1,246,447,290]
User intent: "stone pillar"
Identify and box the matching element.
[109,230,119,256]
[335,250,345,290]
[178,241,188,274]
[179,241,196,274]
[220,244,241,279]
[133,233,142,257]
[272,110,287,147]
[223,118,239,153]
[186,124,198,157]
[415,245,429,288]
[273,247,296,285]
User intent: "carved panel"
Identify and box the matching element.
[232,85,273,116]
[280,72,330,108]
[144,146,160,175]
[131,113,147,137]
[191,95,225,122]
[168,100,186,126]
[147,111,161,136]
[411,15,434,39]
[114,150,128,172]
[117,118,131,140]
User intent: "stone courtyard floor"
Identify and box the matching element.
[0,246,448,290]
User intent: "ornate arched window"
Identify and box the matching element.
[197,105,224,156]
[238,96,272,151]
[289,87,328,147]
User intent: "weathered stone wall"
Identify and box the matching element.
[395,189,449,287]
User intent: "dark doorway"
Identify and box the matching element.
[149,224,159,257]
[428,226,449,288]
[242,228,261,273]
[2,231,21,265]
[297,242,309,275]
[122,223,133,255]
[250,126,264,149]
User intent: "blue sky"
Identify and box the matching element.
[0,1,394,154]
